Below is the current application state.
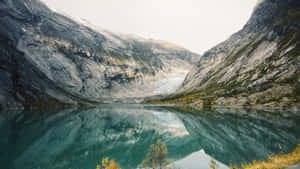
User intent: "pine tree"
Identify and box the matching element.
[142,140,168,169]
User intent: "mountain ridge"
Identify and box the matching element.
[149,0,300,110]
[0,0,200,110]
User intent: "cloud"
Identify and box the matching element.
[42,0,257,53]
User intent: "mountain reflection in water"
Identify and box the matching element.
[0,104,299,169]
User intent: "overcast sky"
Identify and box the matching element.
[42,0,258,54]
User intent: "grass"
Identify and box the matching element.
[147,81,299,108]
[230,143,300,169]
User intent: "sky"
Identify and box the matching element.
[42,0,258,54]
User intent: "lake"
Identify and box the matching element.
[0,104,299,169]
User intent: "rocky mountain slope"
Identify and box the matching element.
[0,0,200,110]
[151,0,300,109]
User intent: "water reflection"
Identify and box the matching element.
[0,104,299,169]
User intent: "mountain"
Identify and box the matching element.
[0,0,200,110]
[151,0,300,109]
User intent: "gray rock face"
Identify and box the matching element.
[167,0,300,108]
[286,163,300,169]
[0,0,200,110]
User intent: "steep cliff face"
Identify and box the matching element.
[0,0,199,110]
[155,0,300,109]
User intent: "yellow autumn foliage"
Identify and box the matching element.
[96,157,121,169]
[230,144,300,169]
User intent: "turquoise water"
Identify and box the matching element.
[0,104,299,169]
